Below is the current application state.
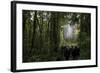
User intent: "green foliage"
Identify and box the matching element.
[79,14,91,59]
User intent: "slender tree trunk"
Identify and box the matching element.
[31,11,37,50]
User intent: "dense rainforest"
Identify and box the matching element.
[22,10,91,62]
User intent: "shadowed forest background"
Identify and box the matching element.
[22,10,91,62]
